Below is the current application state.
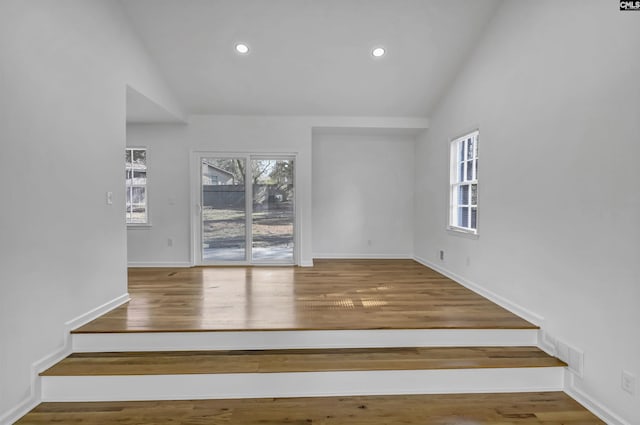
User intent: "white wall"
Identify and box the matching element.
[413,1,640,423]
[126,116,314,266]
[126,124,191,266]
[312,132,415,258]
[0,0,183,420]
[126,117,428,267]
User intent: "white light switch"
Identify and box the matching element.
[106,191,113,205]
[622,371,636,395]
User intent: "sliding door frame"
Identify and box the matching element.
[190,151,298,266]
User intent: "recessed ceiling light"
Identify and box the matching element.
[235,43,249,54]
[372,47,385,58]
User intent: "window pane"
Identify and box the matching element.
[471,207,477,229]
[458,185,469,205]
[133,170,147,185]
[458,207,469,228]
[129,211,147,224]
[202,157,246,261]
[128,187,147,224]
[126,148,148,224]
[131,187,146,203]
[251,159,295,263]
[133,149,146,165]
[450,132,479,233]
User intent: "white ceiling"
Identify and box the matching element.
[121,0,501,117]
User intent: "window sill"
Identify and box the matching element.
[446,227,479,240]
[127,223,152,229]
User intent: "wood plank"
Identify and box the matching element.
[41,346,564,376]
[15,392,604,424]
[74,260,536,333]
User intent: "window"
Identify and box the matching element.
[449,130,478,234]
[125,148,148,224]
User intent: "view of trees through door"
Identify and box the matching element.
[201,156,294,264]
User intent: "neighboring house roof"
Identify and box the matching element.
[202,160,235,179]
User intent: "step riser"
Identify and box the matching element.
[72,329,539,352]
[41,367,564,402]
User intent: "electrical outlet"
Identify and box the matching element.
[106,191,113,205]
[439,250,444,261]
[167,238,173,247]
[622,371,636,395]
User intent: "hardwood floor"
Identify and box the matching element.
[17,260,604,424]
[16,392,604,424]
[41,347,564,376]
[74,259,536,333]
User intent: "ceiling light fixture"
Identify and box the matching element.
[372,47,385,58]
[235,43,249,54]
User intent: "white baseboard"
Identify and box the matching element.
[0,293,129,425]
[299,259,314,267]
[128,261,192,268]
[537,329,557,357]
[313,253,413,259]
[564,372,632,425]
[65,293,130,332]
[0,392,40,425]
[412,256,544,327]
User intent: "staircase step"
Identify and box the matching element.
[42,346,563,376]
[17,392,605,424]
[39,347,566,402]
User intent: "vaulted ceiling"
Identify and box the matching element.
[121,0,501,117]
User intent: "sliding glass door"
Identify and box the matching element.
[201,158,247,262]
[251,159,294,262]
[199,155,295,264]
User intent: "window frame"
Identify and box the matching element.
[126,147,150,226]
[448,130,479,236]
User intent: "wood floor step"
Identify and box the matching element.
[73,261,538,333]
[42,346,564,376]
[16,392,605,424]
